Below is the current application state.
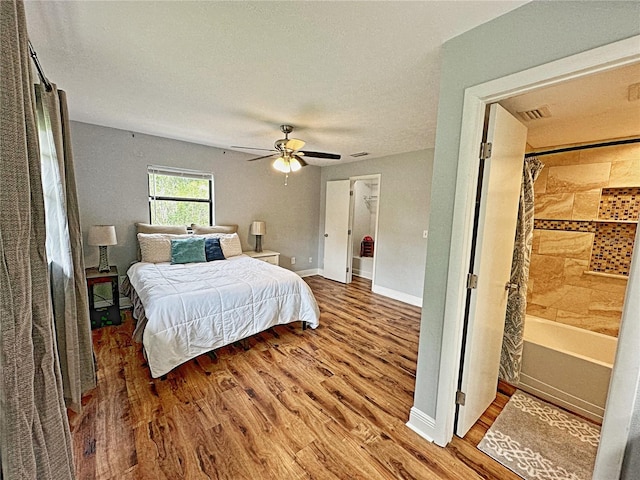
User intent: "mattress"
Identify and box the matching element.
[126,255,320,377]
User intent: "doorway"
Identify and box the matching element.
[462,133,638,479]
[350,175,380,285]
[322,174,381,288]
[455,63,640,436]
[424,35,640,479]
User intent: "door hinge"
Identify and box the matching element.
[456,390,466,406]
[480,142,492,160]
[346,267,350,273]
[350,190,354,196]
[466,273,478,289]
[348,229,352,235]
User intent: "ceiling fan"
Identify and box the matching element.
[232,125,341,183]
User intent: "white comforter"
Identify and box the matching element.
[127,255,320,377]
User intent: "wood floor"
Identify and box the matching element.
[69,275,519,480]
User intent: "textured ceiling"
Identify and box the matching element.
[24,0,529,165]
[501,62,640,148]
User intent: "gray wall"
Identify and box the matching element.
[71,121,321,277]
[622,391,640,478]
[620,321,640,479]
[320,149,433,299]
[413,0,640,419]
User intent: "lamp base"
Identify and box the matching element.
[254,236,263,253]
[98,246,110,272]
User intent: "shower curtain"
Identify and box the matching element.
[499,156,544,384]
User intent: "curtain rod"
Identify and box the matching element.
[525,138,640,158]
[27,40,52,92]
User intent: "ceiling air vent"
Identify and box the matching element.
[350,152,369,158]
[517,105,552,121]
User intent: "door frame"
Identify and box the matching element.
[430,35,640,475]
[349,174,382,287]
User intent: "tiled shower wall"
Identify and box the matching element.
[527,141,640,337]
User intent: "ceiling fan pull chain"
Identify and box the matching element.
[284,173,289,186]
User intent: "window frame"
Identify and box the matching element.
[147,165,215,226]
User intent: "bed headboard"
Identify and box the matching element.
[134,223,240,261]
[136,223,189,235]
[191,224,238,234]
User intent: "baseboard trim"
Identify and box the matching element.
[353,269,372,280]
[406,407,436,443]
[295,268,321,278]
[372,285,422,307]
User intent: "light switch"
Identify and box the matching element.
[423,230,429,239]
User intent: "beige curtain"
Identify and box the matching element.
[0,1,76,478]
[35,83,97,412]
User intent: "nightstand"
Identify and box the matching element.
[86,266,121,329]
[244,250,280,266]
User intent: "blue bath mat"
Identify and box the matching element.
[478,390,600,480]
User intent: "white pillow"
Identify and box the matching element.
[219,233,243,257]
[195,232,243,258]
[137,233,191,263]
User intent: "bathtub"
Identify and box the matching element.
[518,315,618,424]
[352,256,373,279]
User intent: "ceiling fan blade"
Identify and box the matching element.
[286,138,305,151]
[293,154,307,167]
[247,153,276,162]
[231,145,277,152]
[298,150,341,160]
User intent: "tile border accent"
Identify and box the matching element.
[534,219,595,232]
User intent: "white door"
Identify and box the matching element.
[323,180,351,283]
[455,104,528,437]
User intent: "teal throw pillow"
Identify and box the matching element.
[171,237,206,264]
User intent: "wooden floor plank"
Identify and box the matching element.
[70,275,519,479]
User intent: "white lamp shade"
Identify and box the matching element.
[250,221,266,236]
[88,225,117,246]
[273,157,290,173]
[289,157,302,172]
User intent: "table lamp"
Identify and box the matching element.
[88,225,117,272]
[250,221,266,253]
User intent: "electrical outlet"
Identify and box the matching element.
[308,257,313,263]
[291,257,296,265]
[423,230,429,239]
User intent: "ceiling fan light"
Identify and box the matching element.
[273,156,290,173]
[289,157,302,172]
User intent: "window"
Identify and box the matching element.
[148,165,214,226]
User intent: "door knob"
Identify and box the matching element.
[324,233,329,237]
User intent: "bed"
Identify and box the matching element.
[124,224,320,378]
